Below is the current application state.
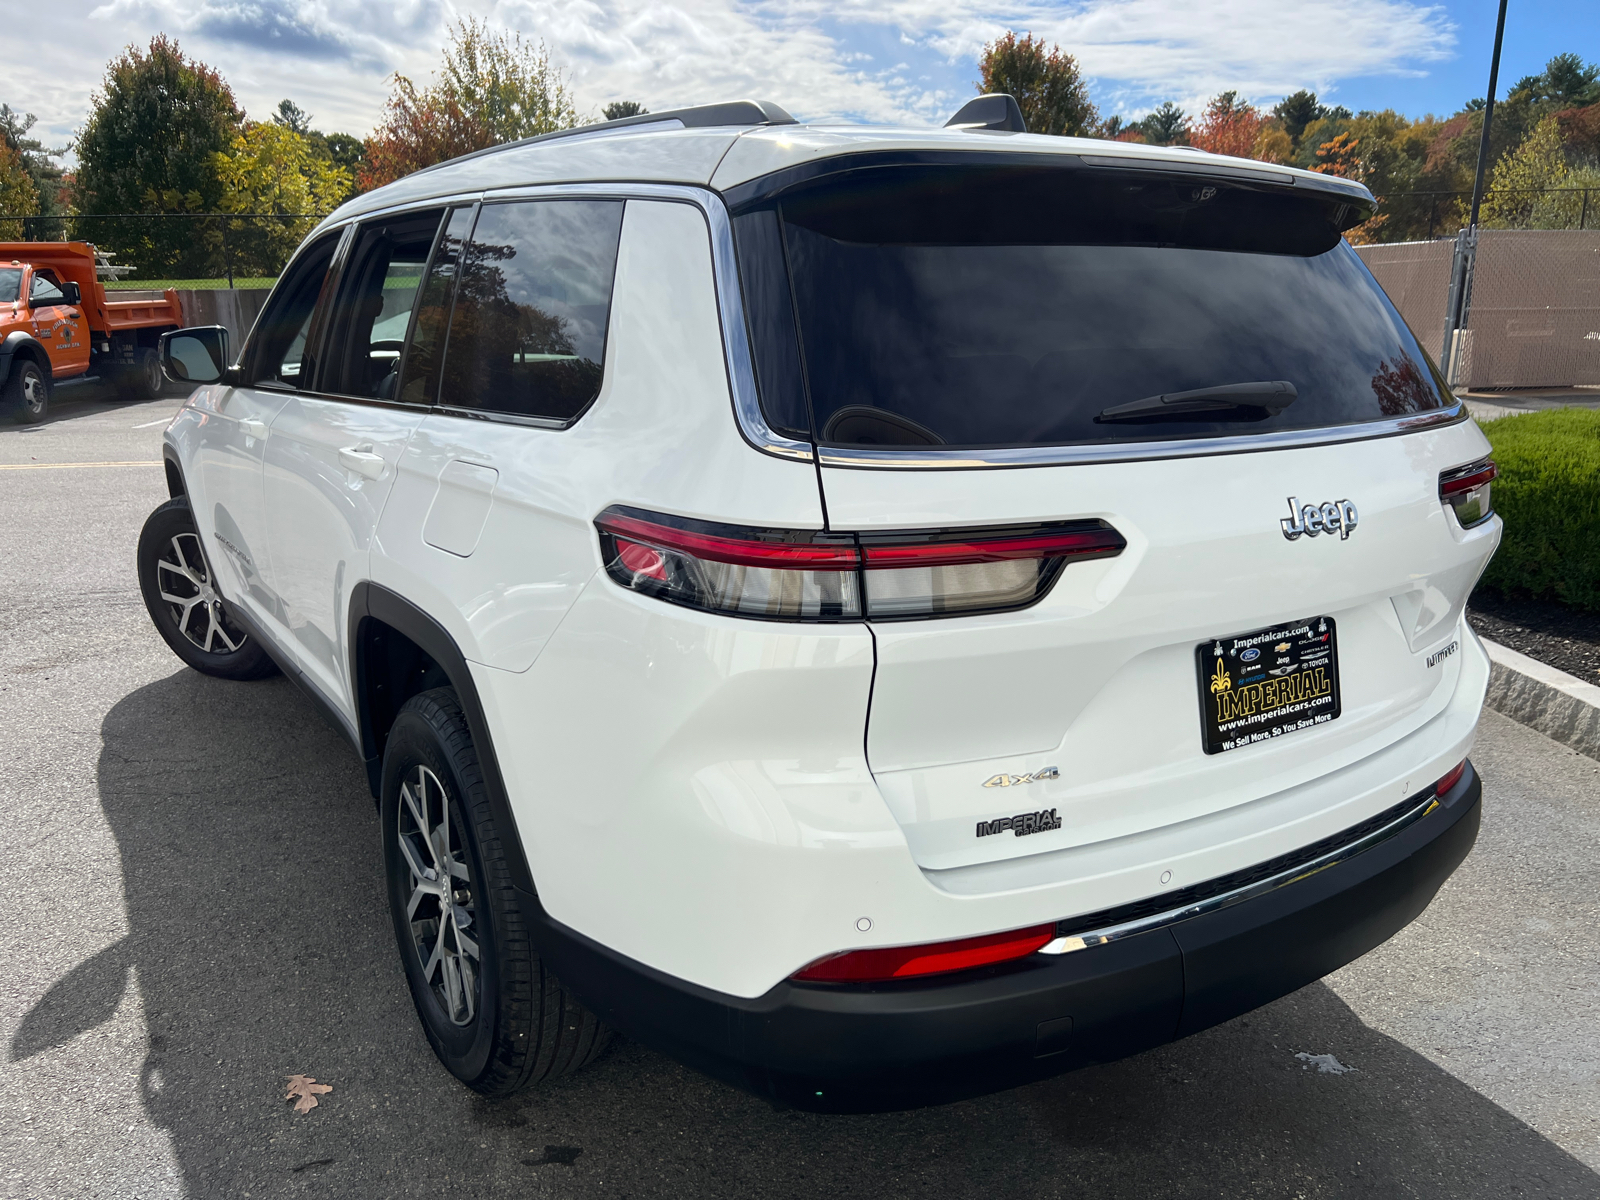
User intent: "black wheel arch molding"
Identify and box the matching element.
[348,581,539,898]
[0,329,50,389]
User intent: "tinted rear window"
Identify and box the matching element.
[734,165,1451,449]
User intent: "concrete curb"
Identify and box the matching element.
[1482,637,1600,761]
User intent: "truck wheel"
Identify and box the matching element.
[137,497,278,680]
[117,348,164,402]
[6,359,50,423]
[383,688,612,1096]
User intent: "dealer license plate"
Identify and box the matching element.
[1196,617,1341,755]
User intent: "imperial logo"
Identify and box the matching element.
[976,809,1062,839]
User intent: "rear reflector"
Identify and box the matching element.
[792,923,1058,983]
[1434,759,1467,797]
[595,506,1125,623]
[1439,458,1496,528]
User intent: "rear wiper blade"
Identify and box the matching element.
[1095,380,1297,423]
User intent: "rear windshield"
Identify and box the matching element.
[732,164,1451,449]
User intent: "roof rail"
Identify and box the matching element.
[411,100,798,177]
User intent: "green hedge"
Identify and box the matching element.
[1477,407,1600,611]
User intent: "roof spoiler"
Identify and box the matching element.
[945,94,1028,134]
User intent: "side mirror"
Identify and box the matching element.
[60,281,81,306]
[160,326,231,385]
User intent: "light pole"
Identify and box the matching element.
[1441,0,1509,386]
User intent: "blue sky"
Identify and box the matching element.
[12,0,1598,160]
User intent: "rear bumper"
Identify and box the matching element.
[526,762,1481,1112]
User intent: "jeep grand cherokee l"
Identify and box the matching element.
[139,97,1497,1112]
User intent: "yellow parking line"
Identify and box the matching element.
[0,460,163,470]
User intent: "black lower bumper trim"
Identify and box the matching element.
[522,764,1481,1112]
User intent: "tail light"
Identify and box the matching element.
[1439,458,1496,528]
[792,923,1057,983]
[1434,759,1467,797]
[596,506,1125,623]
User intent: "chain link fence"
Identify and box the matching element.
[0,212,329,285]
[1358,229,1600,389]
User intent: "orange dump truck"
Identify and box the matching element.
[1,242,185,422]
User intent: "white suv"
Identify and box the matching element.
[140,97,1499,1112]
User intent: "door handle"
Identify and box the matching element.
[339,445,387,481]
[240,417,269,440]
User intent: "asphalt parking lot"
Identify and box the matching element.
[3,381,1599,1199]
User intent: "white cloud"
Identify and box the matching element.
[7,0,1455,162]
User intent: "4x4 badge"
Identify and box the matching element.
[983,766,1059,788]
[1280,496,1359,541]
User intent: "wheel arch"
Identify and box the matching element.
[162,446,186,498]
[349,582,538,897]
[0,330,50,384]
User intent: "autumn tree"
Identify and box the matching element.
[215,123,352,273]
[977,33,1097,137]
[363,19,580,190]
[0,143,39,238]
[1190,91,1267,158]
[603,101,648,121]
[76,36,242,214]
[74,36,243,277]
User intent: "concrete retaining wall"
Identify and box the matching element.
[173,288,272,348]
[1483,637,1600,761]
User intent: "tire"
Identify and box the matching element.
[116,348,164,402]
[136,497,278,680]
[5,358,50,423]
[382,688,611,1096]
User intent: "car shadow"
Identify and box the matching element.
[1,375,190,431]
[27,668,1598,1197]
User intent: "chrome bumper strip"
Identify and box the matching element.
[1037,790,1444,956]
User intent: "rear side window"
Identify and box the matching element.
[735,165,1452,450]
[438,199,624,425]
[0,268,19,303]
[397,205,475,406]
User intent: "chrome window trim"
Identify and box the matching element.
[303,181,1460,465]
[484,181,814,460]
[1037,787,1447,957]
[814,406,1468,470]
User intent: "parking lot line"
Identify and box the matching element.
[0,460,163,470]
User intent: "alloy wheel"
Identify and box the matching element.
[154,531,248,653]
[397,764,480,1026]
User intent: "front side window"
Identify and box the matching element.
[247,233,340,389]
[438,199,624,424]
[734,164,1450,450]
[323,210,443,400]
[29,272,64,305]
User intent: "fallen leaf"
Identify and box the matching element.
[285,1074,333,1113]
